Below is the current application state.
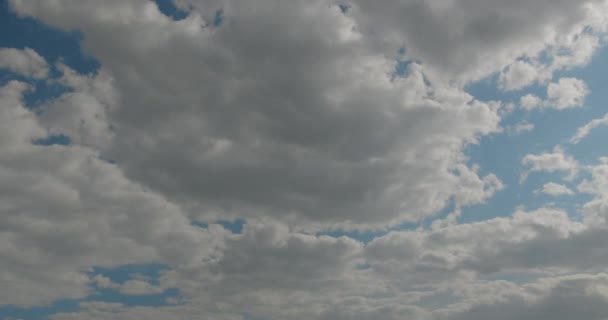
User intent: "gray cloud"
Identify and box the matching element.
[3,0,608,319]
[0,47,49,79]
[9,0,504,229]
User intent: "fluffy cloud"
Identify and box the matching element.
[520,94,544,110]
[438,274,608,320]
[499,60,545,91]
[349,0,608,82]
[0,78,217,306]
[8,0,505,230]
[47,206,608,319]
[3,0,608,319]
[520,77,589,110]
[0,47,49,79]
[521,147,579,182]
[546,77,589,109]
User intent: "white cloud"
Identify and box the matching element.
[520,78,589,110]
[119,280,164,295]
[509,120,535,135]
[520,94,543,110]
[521,147,579,182]
[0,47,49,79]
[499,60,543,91]
[570,113,608,144]
[538,182,575,196]
[48,206,608,320]
[578,159,608,198]
[349,0,608,83]
[546,77,589,109]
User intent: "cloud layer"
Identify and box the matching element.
[2,0,608,319]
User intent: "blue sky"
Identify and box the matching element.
[3,1,608,319]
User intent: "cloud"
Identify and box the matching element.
[508,120,535,135]
[47,205,608,319]
[546,77,589,109]
[0,79,218,306]
[118,280,165,295]
[8,0,506,230]
[0,47,49,79]
[570,113,608,144]
[577,158,608,198]
[538,182,575,196]
[521,147,579,182]
[3,0,608,319]
[520,78,589,110]
[349,0,608,83]
[438,274,608,320]
[499,60,545,91]
[520,94,544,110]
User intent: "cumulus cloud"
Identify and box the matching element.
[2,0,608,319]
[0,78,217,306]
[521,147,579,182]
[0,47,49,79]
[349,0,608,82]
[499,60,544,91]
[8,0,506,230]
[546,77,589,109]
[520,94,544,110]
[521,78,589,110]
[48,206,608,319]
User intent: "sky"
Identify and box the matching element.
[2,0,608,319]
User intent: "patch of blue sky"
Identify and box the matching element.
[394,59,413,77]
[88,287,180,307]
[213,9,224,26]
[193,218,246,234]
[33,134,71,146]
[0,299,80,320]
[338,3,350,14]
[0,1,99,75]
[458,46,608,223]
[154,0,189,21]
[85,264,181,307]
[0,68,72,110]
[0,263,182,319]
[1,0,97,110]
[90,264,170,286]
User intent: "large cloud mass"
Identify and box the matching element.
[2,0,608,319]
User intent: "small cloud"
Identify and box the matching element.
[537,182,575,196]
[508,120,535,135]
[520,77,589,110]
[546,77,589,109]
[520,94,543,110]
[521,146,578,183]
[570,113,608,144]
[119,279,164,296]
